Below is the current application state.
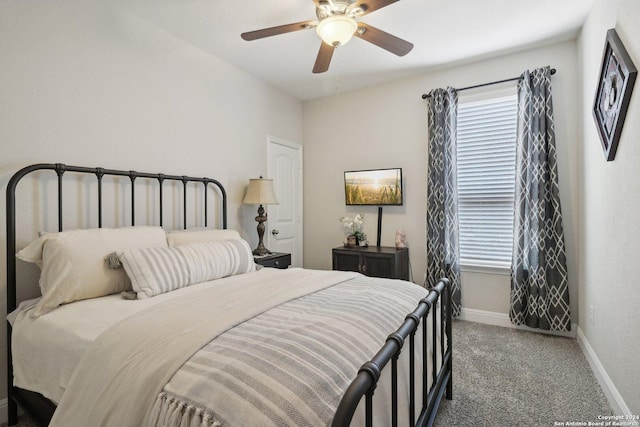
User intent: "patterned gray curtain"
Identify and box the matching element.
[510,67,570,331]
[426,87,461,316]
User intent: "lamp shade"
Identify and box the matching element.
[316,15,358,47]
[243,178,279,205]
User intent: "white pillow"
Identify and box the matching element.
[118,238,256,299]
[166,228,241,247]
[16,226,168,316]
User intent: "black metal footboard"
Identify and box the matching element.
[332,278,452,427]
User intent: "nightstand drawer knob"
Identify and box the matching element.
[272,229,280,235]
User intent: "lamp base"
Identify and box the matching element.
[253,246,271,257]
[253,204,271,256]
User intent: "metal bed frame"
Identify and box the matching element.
[332,276,452,427]
[6,163,452,427]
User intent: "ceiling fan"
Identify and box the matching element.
[241,0,414,74]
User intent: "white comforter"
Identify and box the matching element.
[11,268,436,426]
[11,268,353,405]
[49,268,360,426]
[10,281,210,404]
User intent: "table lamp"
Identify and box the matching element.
[243,177,279,256]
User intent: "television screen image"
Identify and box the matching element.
[344,168,403,206]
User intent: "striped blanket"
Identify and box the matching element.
[151,275,429,427]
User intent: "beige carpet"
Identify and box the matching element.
[3,320,612,427]
[434,320,612,426]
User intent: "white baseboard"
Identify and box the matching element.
[577,326,631,416]
[459,307,577,338]
[459,307,512,328]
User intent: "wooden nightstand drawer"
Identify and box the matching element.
[254,252,291,269]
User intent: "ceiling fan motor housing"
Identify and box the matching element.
[315,0,362,20]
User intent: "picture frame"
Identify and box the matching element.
[592,28,637,161]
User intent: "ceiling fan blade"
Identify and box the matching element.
[241,20,316,41]
[348,0,400,16]
[313,42,335,73]
[354,23,413,56]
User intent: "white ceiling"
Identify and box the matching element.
[118,0,594,100]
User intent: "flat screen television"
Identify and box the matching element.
[344,168,403,206]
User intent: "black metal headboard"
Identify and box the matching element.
[5,162,228,314]
[5,163,229,425]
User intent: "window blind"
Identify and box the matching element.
[457,94,517,269]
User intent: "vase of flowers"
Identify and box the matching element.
[340,214,367,246]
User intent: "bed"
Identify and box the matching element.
[6,163,452,427]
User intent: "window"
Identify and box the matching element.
[456,93,517,269]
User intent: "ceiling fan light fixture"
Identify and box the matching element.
[316,15,357,47]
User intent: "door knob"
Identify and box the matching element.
[272,229,280,235]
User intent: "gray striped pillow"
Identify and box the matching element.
[118,239,256,299]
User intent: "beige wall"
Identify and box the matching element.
[0,1,302,404]
[578,0,640,415]
[303,41,580,329]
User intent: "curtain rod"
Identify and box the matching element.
[421,67,556,100]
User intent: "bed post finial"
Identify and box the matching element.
[95,168,105,228]
[55,163,66,176]
[182,176,189,229]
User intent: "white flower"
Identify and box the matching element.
[339,214,365,236]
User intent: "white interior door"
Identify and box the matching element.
[267,136,303,267]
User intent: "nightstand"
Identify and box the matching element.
[332,246,409,280]
[254,252,291,269]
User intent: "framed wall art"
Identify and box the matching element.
[592,28,637,161]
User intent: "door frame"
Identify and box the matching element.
[266,135,303,267]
